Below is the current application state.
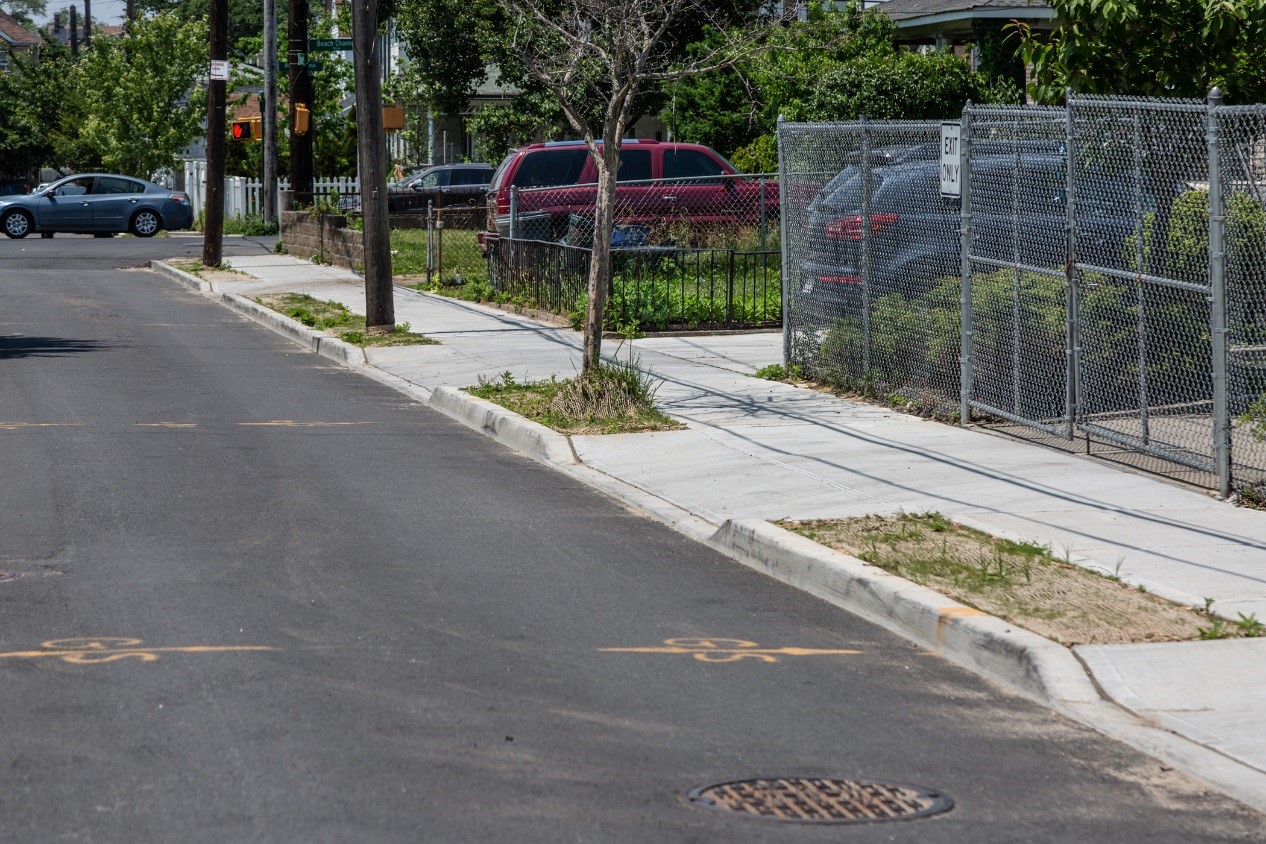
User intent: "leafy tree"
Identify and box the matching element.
[1,0,46,25]
[1018,0,1266,103]
[135,0,269,59]
[74,12,208,178]
[0,34,75,180]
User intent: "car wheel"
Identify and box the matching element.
[129,209,161,238]
[2,209,33,239]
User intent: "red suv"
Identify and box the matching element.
[479,139,776,249]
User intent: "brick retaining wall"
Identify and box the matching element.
[280,211,364,273]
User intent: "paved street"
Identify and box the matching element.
[1,237,1263,842]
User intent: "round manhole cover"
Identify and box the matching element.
[684,776,953,825]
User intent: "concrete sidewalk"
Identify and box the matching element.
[156,254,1266,814]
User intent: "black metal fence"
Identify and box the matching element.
[487,238,782,331]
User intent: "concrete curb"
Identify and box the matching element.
[708,520,1101,706]
[219,292,368,366]
[428,386,577,465]
[150,259,212,293]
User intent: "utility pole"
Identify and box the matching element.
[263,0,279,223]
[351,0,394,333]
[288,0,314,207]
[203,0,228,267]
[83,0,91,48]
[126,0,134,21]
[69,5,79,58]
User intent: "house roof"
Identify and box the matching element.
[875,0,1054,42]
[0,10,43,48]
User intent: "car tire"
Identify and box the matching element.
[129,209,161,238]
[2,209,33,239]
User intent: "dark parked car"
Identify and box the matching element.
[341,163,494,214]
[479,139,776,248]
[0,173,194,239]
[798,151,1138,313]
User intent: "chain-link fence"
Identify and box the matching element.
[781,93,1266,497]
[424,205,487,287]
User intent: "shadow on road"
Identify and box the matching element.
[0,336,114,359]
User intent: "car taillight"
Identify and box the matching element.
[825,213,899,239]
[170,193,189,205]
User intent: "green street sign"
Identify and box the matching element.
[279,60,324,72]
[309,37,352,52]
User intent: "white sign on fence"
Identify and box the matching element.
[940,122,962,198]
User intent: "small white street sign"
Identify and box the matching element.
[209,60,230,81]
[940,122,962,198]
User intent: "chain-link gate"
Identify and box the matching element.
[962,106,1072,437]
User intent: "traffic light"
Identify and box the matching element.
[231,116,262,142]
[293,103,310,136]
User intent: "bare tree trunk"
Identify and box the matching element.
[582,141,623,376]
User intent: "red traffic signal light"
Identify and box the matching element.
[231,117,262,142]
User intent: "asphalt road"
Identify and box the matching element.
[1,236,1262,842]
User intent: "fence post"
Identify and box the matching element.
[1132,107,1151,444]
[777,115,791,366]
[1208,87,1232,498]
[426,200,435,286]
[959,104,974,425]
[1064,89,1079,440]
[860,116,872,373]
[508,186,519,240]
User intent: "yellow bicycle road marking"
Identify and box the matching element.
[600,637,862,664]
[0,637,276,665]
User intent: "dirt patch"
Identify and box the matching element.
[780,513,1222,646]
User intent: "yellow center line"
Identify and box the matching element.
[135,423,198,428]
[239,421,373,428]
[0,423,82,430]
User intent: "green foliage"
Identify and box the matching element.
[137,0,271,59]
[1016,0,1266,103]
[0,35,76,179]
[74,12,208,177]
[787,49,986,122]
[729,135,777,174]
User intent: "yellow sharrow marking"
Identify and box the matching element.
[0,423,82,430]
[0,637,276,665]
[135,423,198,428]
[599,637,861,664]
[238,420,375,427]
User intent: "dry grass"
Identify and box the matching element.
[779,512,1248,646]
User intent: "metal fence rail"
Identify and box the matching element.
[780,93,1266,497]
[488,238,781,331]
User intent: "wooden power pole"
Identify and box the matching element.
[203,0,228,267]
[263,0,279,224]
[288,0,314,207]
[351,0,394,333]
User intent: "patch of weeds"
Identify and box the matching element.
[1236,612,1265,637]
[254,293,437,347]
[274,241,289,255]
[467,358,683,436]
[754,363,806,382]
[777,512,1223,646]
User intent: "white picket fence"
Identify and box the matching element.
[182,160,360,219]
